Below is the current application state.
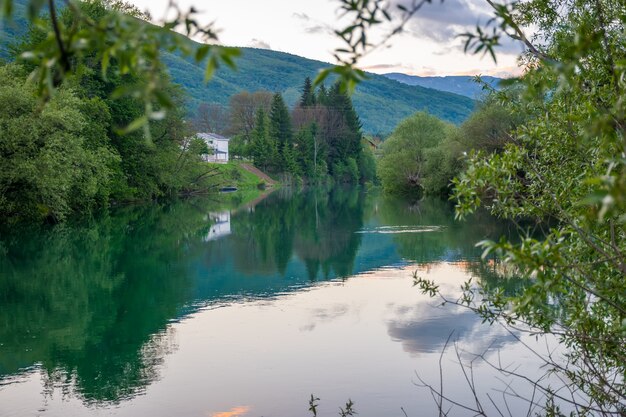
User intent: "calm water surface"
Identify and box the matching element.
[0,188,549,416]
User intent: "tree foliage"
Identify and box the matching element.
[379,94,523,198]
[0,64,117,222]
[378,112,456,196]
[337,0,626,411]
[450,1,625,413]
[239,78,372,184]
[0,0,240,136]
[0,0,226,223]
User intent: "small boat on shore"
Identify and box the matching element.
[219,186,238,193]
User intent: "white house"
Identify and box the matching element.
[197,132,229,163]
[203,211,231,242]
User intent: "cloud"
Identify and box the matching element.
[293,10,334,36]
[300,303,350,332]
[248,38,272,50]
[304,25,328,35]
[292,12,311,21]
[386,303,517,357]
[391,0,524,55]
[359,63,400,71]
[412,67,439,76]
[390,0,490,42]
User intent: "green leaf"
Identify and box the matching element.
[118,115,149,135]
[194,44,211,62]
[1,0,13,17]
[313,68,332,86]
[204,56,218,82]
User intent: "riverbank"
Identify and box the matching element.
[210,161,278,191]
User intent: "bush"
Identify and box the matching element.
[378,112,456,196]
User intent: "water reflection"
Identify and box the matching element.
[387,300,517,356]
[0,188,519,414]
[205,211,231,241]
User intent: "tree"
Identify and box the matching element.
[0,0,228,223]
[227,90,273,139]
[0,64,117,222]
[316,84,329,105]
[250,108,275,172]
[358,142,377,184]
[299,76,316,107]
[193,102,228,134]
[378,112,455,196]
[269,92,292,146]
[268,92,293,173]
[1,0,240,136]
[294,125,316,179]
[416,1,626,413]
[457,96,523,154]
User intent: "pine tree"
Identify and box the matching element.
[316,84,329,106]
[337,87,363,159]
[325,83,363,181]
[282,141,300,177]
[269,93,292,145]
[299,77,316,107]
[294,126,316,178]
[250,108,274,171]
[269,92,293,172]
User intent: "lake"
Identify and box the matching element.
[0,187,554,417]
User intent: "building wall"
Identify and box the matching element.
[205,138,229,163]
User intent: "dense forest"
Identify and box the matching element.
[0,0,475,135]
[195,77,376,184]
[0,1,225,223]
[0,1,377,223]
[378,94,521,197]
[164,49,474,135]
[1,0,624,412]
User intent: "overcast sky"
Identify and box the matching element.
[131,0,524,77]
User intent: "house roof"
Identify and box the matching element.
[197,132,230,141]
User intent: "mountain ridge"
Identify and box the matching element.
[1,0,476,133]
[165,46,476,133]
[384,72,502,99]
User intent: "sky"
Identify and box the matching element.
[130,0,525,77]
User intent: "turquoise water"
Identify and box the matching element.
[0,188,548,416]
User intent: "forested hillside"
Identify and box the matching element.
[0,0,474,134]
[164,48,475,133]
[384,73,502,99]
[0,0,27,58]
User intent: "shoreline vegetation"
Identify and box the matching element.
[1,0,624,414]
[0,0,375,225]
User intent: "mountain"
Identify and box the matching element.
[1,0,475,133]
[165,48,474,133]
[0,0,28,59]
[384,73,502,100]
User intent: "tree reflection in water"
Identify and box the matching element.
[0,187,517,407]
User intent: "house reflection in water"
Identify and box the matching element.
[204,211,231,241]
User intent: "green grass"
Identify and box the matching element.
[212,161,269,189]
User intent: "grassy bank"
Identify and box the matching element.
[211,161,277,190]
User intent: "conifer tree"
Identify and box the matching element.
[269,93,292,145]
[294,126,316,178]
[282,141,300,177]
[250,108,274,171]
[325,83,363,181]
[299,77,316,107]
[269,92,293,172]
[316,84,329,106]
